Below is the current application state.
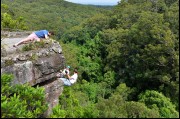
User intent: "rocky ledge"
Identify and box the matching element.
[1,33,65,117]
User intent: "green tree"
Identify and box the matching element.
[104,10,178,102]
[1,4,27,30]
[138,90,179,118]
[1,73,48,118]
[1,0,109,34]
[58,85,99,118]
[124,101,159,118]
[61,26,91,44]
[114,83,135,101]
[96,95,126,118]
[49,105,66,118]
[96,85,159,118]
[59,0,179,114]
[82,14,110,38]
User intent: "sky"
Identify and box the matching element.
[65,0,120,5]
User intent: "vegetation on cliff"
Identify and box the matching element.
[1,74,47,118]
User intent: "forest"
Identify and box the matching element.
[1,0,179,118]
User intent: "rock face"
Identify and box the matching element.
[1,31,65,117]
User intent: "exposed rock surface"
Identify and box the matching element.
[1,31,65,117]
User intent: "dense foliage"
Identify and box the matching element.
[1,0,179,118]
[1,4,27,30]
[58,0,179,118]
[1,74,47,118]
[1,0,110,37]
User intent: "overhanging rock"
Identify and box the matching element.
[1,32,65,117]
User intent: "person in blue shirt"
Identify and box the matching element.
[13,30,54,47]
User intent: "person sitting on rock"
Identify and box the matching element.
[58,68,78,86]
[13,30,54,47]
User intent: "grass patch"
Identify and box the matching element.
[5,59,14,66]
[21,41,47,51]
[29,54,38,61]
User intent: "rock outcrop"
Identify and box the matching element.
[1,31,65,117]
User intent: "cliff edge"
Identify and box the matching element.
[1,31,65,117]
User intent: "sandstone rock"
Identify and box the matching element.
[1,32,65,117]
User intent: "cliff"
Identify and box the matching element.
[1,31,65,117]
